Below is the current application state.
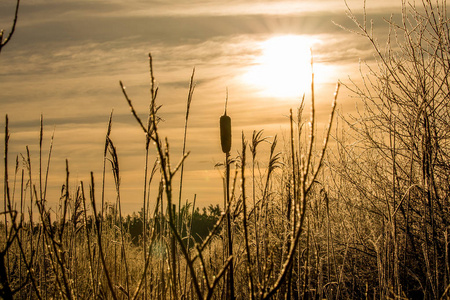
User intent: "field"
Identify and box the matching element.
[2,1,450,299]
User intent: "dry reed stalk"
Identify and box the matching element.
[18,168,23,299]
[280,110,296,300]
[95,111,113,295]
[170,203,178,299]
[107,135,131,298]
[240,132,256,300]
[39,116,43,204]
[249,129,267,286]
[182,195,196,297]
[261,135,281,292]
[42,128,54,202]
[289,110,296,228]
[302,218,310,298]
[38,116,47,298]
[169,67,195,300]
[1,115,13,300]
[101,111,113,220]
[142,120,151,300]
[3,116,10,270]
[141,53,159,299]
[178,68,195,232]
[80,181,96,296]
[89,172,118,300]
[25,146,33,249]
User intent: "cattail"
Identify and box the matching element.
[220,93,231,153]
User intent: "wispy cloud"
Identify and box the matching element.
[0,0,403,212]
[1,0,401,23]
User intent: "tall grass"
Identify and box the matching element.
[2,1,450,299]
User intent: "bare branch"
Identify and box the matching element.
[0,0,20,54]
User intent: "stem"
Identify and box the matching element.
[225,152,235,300]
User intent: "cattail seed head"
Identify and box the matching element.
[220,114,231,153]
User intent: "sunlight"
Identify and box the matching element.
[243,35,318,98]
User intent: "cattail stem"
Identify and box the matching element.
[225,152,235,300]
[220,92,235,299]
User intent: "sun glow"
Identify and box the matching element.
[243,35,317,98]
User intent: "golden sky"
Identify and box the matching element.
[0,0,400,214]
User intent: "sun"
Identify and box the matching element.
[243,35,317,98]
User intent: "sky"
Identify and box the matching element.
[0,0,401,215]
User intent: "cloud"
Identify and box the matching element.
[1,0,402,23]
[0,0,406,214]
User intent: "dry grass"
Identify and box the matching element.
[2,0,450,299]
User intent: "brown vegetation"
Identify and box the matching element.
[2,0,450,299]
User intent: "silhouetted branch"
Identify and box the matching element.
[0,0,20,54]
